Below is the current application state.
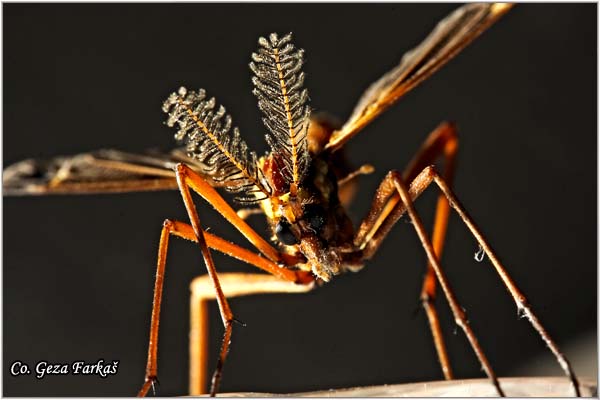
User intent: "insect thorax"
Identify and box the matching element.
[257,146,356,281]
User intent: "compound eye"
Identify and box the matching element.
[303,204,326,233]
[275,220,298,245]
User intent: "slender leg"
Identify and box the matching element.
[355,122,458,379]
[138,163,314,397]
[174,163,281,263]
[429,169,581,397]
[356,166,580,396]
[137,218,314,397]
[413,123,457,379]
[176,163,271,396]
[189,273,314,395]
[404,122,458,380]
[388,170,504,396]
[355,122,457,256]
[168,220,308,283]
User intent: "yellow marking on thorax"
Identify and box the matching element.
[259,192,298,225]
[259,197,275,220]
[277,193,297,223]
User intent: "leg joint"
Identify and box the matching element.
[174,162,188,175]
[453,308,468,327]
[420,291,435,304]
[422,165,437,178]
[387,169,401,179]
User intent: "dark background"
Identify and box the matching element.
[3,3,597,396]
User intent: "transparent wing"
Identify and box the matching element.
[3,148,222,196]
[325,3,513,152]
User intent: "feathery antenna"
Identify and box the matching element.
[250,32,311,195]
[163,87,270,203]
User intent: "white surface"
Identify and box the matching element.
[217,376,596,397]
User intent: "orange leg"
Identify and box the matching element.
[179,163,264,396]
[138,164,313,397]
[175,164,281,263]
[189,273,314,395]
[137,218,313,397]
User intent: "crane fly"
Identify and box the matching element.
[2,3,582,397]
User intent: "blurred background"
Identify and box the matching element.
[3,3,597,396]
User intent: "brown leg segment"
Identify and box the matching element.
[138,219,172,397]
[429,170,581,397]
[138,217,312,397]
[355,122,458,379]
[357,166,581,396]
[355,122,456,256]
[136,211,231,397]
[174,164,281,263]
[138,163,313,397]
[388,170,504,396]
[179,163,245,397]
[404,122,458,380]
